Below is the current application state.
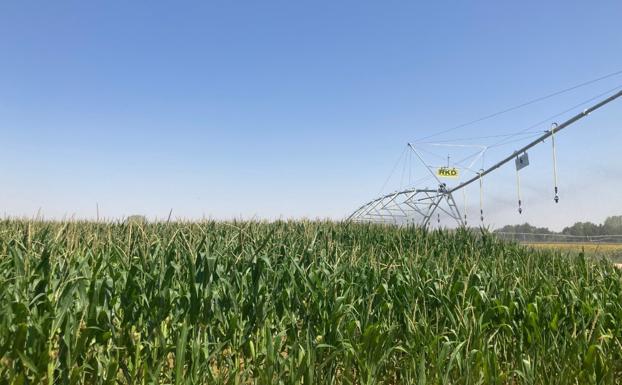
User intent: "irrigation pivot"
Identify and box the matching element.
[348,89,622,226]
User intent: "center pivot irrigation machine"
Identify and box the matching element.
[348,89,622,227]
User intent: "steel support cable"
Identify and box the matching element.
[414,69,622,142]
[434,146,491,182]
[487,84,622,149]
[409,144,487,179]
[412,134,533,188]
[445,86,622,158]
[450,148,488,168]
[467,86,621,212]
[486,132,545,149]
[377,145,407,195]
[418,130,544,144]
[421,139,512,224]
[423,88,619,210]
[444,133,540,172]
[408,150,413,186]
[447,89,622,195]
[415,146,452,161]
[400,151,409,190]
[400,146,486,196]
[456,86,622,202]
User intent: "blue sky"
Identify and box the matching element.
[1,1,621,229]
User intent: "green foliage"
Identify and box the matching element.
[497,215,622,237]
[562,221,603,237]
[604,216,622,235]
[0,220,621,384]
[561,215,622,236]
[495,223,553,235]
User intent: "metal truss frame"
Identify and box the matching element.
[347,187,465,227]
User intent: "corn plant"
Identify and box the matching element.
[0,220,621,384]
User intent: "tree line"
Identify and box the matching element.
[495,215,622,236]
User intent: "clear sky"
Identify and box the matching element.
[1,1,621,229]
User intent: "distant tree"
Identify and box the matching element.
[603,215,622,235]
[495,223,553,234]
[496,215,622,238]
[561,221,603,236]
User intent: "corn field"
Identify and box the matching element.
[1,220,622,384]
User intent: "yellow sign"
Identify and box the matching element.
[437,167,459,178]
